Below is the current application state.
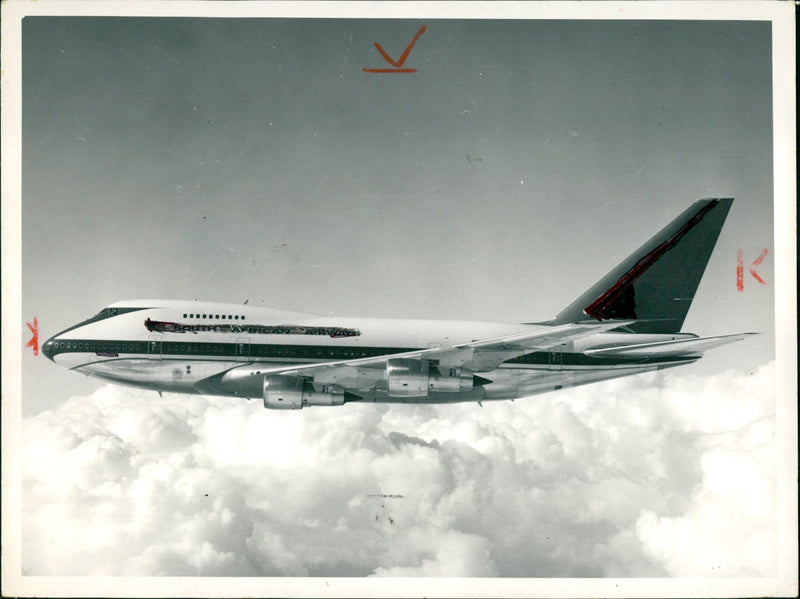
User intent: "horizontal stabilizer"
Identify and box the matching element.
[584,332,757,357]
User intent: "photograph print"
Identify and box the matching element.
[3,2,796,597]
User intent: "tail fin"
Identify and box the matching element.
[549,198,733,334]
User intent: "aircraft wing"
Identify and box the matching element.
[448,320,633,350]
[269,319,634,377]
[197,320,636,399]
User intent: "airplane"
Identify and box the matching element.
[42,198,755,409]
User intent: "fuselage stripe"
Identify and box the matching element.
[47,339,418,361]
[46,339,693,367]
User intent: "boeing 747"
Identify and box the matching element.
[43,198,754,409]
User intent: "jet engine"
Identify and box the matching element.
[263,375,344,410]
[386,358,486,397]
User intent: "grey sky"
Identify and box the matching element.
[21,17,774,414]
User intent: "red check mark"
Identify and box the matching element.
[364,26,427,73]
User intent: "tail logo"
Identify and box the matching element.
[584,200,719,321]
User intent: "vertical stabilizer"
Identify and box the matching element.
[549,199,733,334]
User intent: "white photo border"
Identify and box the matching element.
[2,2,796,597]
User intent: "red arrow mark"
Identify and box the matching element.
[364,25,427,74]
[748,248,769,285]
[26,317,39,356]
[737,248,769,291]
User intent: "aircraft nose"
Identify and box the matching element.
[42,336,58,361]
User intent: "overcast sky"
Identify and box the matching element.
[7,5,794,592]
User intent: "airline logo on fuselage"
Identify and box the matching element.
[144,318,360,338]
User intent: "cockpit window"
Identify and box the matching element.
[54,306,151,337]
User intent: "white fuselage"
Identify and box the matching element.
[44,300,695,405]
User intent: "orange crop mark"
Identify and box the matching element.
[363,25,426,74]
[748,248,769,285]
[737,248,769,291]
[736,249,744,291]
[26,317,39,356]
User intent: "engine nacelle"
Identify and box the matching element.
[263,375,304,409]
[386,359,475,397]
[263,375,344,409]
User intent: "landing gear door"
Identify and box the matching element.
[235,337,250,361]
[548,346,562,371]
[147,335,162,360]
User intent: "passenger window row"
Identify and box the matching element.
[183,313,245,320]
[53,341,144,352]
[164,343,230,354]
[49,340,413,360]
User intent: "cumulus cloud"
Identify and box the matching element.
[22,362,776,578]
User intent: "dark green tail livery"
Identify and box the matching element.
[550,198,733,334]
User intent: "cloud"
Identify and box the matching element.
[635,416,776,577]
[21,362,776,577]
